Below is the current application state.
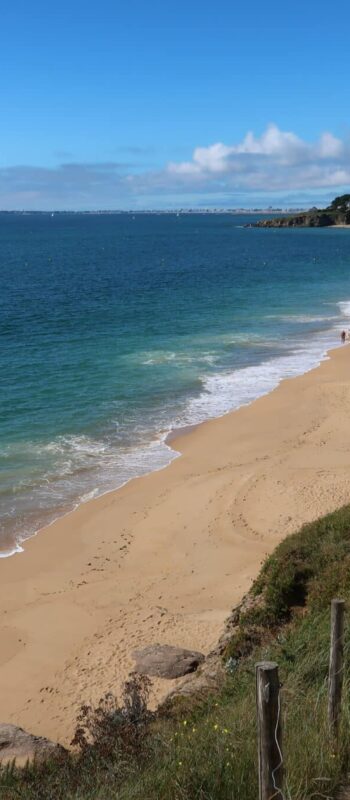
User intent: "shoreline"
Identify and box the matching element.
[3,327,343,561]
[1,343,350,745]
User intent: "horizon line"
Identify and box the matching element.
[0,206,309,214]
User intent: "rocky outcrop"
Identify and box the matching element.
[250,196,350,229]
[160,592,266,708]
[253,212,337,228]
[133,644,205,679]
[0,723,66,765]
[161,652,226,707]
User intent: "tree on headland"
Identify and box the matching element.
[328,194,350,211]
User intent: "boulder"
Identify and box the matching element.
[133,644,205,679]
[162,653,225,707]
[161,592,264,709]
[0,723,66,765]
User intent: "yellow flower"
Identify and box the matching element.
[192,727,196,733]
[214,724,218,730]
[178,761,182,766]
[183,720,187,726]
[223,728,229,734]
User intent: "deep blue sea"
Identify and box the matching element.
[1,212,350,555]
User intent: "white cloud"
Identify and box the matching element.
[233,124,307,158]
[169,142,234,175]
[168,124,346,179]
[0,125,349,209]
[317,132,344,158]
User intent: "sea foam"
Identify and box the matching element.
[2,302,349,557]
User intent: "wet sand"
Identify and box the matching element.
[1,343,350,745]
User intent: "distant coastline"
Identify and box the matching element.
[0,208,306,216]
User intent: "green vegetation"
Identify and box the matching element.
[3,505,350,798]
[328,194,350,212]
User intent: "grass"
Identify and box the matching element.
[3,505,350,798]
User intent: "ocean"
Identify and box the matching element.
[1,212,350,555]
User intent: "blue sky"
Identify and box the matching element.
[1,0,349,209]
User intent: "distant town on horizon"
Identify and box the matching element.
[0,207,308,215]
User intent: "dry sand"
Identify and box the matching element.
[1,343,350,746]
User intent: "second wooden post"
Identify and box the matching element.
[256,660,283,800]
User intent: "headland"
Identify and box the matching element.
[251,193,350,227]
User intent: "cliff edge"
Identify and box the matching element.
[252,193,350,228]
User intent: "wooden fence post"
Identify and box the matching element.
[256,661,283,800]
[328,598,345,738]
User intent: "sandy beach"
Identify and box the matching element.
[1,342,350,746]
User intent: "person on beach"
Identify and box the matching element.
[341,330,346,343]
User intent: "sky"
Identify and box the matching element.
[1,0,350,209]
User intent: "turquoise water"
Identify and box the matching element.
[1,212,350,554]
